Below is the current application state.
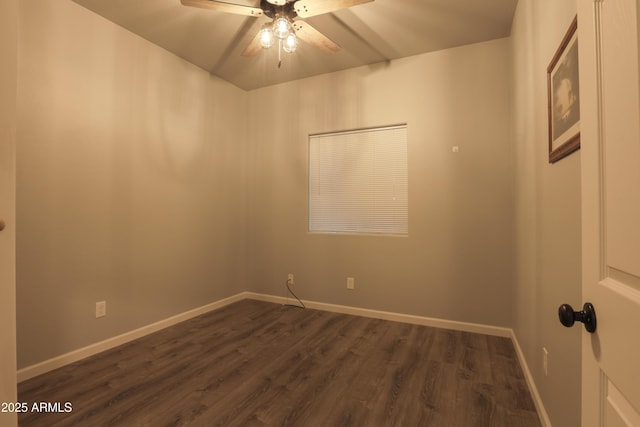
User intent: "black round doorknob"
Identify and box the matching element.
[558,302,597,333]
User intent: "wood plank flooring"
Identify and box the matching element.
[18,299,541,426]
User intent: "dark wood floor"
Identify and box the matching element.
[18,299,541,426]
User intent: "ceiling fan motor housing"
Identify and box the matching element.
[260,0,297,19]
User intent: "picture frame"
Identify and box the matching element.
[547,16,580,163]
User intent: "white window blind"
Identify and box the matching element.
[308,125,408,236]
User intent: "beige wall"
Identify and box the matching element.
[0,0,18,424]
[511,0,582,425]
[16,1,248,368]
[246,39,515,326]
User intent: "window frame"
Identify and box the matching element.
[307,124,409,237]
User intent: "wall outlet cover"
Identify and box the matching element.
[96,301,106,318]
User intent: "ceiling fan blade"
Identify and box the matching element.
[294,0,373,18]
[241,30,264,57]
[180,0,263,16]
[293,21,340,54]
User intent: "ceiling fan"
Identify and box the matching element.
[180,0,374,57]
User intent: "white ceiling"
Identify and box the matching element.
[72,0,518,91]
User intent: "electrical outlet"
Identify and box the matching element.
[347,277,355,290]
[543,347,549,376]
[287,273,294,285]
[96,301,106,318]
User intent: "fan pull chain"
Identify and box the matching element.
[278,38,282,69]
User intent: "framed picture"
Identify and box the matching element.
[547,16,580,163]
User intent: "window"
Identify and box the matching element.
[308,124,408,236]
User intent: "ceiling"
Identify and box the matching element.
[72,0,518,91]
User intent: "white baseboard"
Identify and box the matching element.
[17,293,246,383]
[243,291,512,337]
[510,330,552,427]
[17,291,511,382]
[18,290,550,427]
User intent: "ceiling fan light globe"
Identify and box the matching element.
[274,17,291,39]
[259,26,275,49]
[283,33,298,53]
